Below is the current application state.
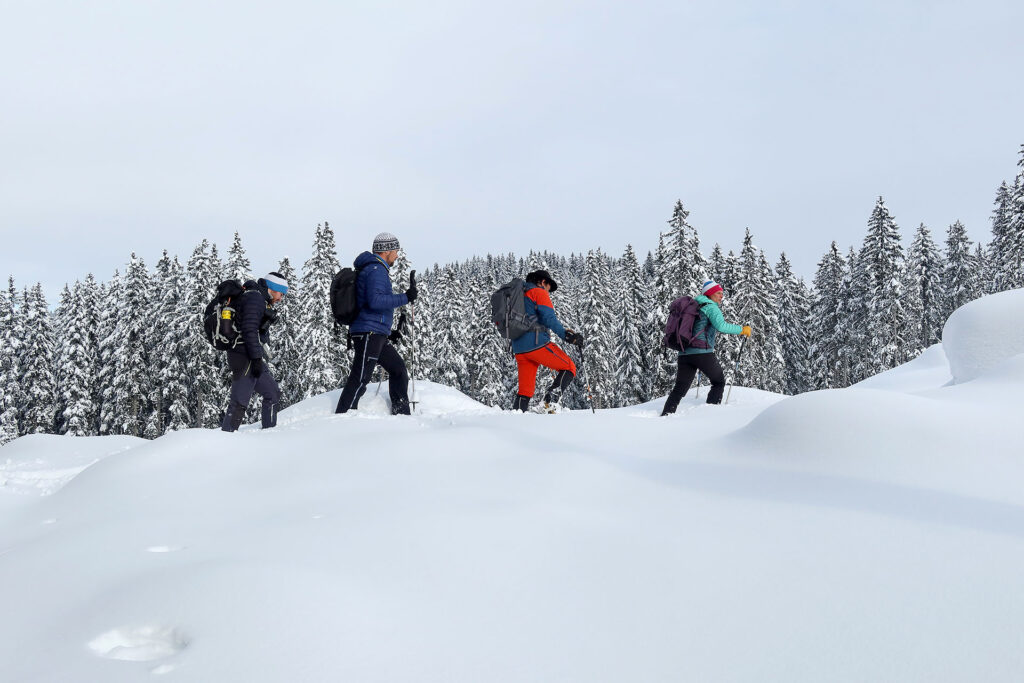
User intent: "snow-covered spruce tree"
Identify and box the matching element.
[58,280,100,436]
[110,253,153,436]
[730,231,784,393]
[972,244,988,299]
[297,222,342,398]
[856,197,909,373]
[18,284,57,435]
[833,246,863,385]
[614,245,651,406]
[578,249,615,408]
[808,243,848,390]
[409,266,439,392]
[0,277,22,442]
[471,267,509,408]
[904,223,945,350]
[152,253,192,433]
[647,233,676,397]
[96,271,120,434]
[51,285,74,433]
[431,265,470,394]
[988,181,1014,293]
[940,220,975,329]
[270,256,303,409]
[1000,146,1024,291]
[184,241,223,428]
[774,253,812,395]
[664,200,707,297]
[224,231,253,283]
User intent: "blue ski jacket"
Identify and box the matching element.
[350,251,409,335]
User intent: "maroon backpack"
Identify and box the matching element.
[662,296,706,351]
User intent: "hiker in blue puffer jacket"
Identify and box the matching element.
[661,280,751,414]
[335,232,418,415]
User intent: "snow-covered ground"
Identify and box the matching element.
[2,291,1023,682]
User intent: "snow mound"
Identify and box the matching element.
[855,343,951,393]
[274,379,498,427]
[942,288,1024,384]
[0,434,145,497]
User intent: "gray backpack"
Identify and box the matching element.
[491,278,545,343]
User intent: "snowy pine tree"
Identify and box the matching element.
[297,222,342,397]
[614,245,650,406]
[775,253,812,395]
[999,146,1024,290]
[940,220,975,328]
[579,250,615,408]
[110,253,153,436]
[18,284,56,434]
[57,280,100,436]
[153,253,192,433]
[184,241,223,428]
[988,182,1014,293]
[224,231,253,282]
[904,223,945,350]
[808,243,848,389]
[0,278,22,443]
[857,197,909,373]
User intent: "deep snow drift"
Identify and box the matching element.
[2,290,1024,682]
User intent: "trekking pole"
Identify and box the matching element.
[725,336,748,405]
[695,371,702,400]
[408,302,418,412]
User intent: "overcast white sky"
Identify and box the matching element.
[2,0,1022,298]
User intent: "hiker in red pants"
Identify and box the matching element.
[509,270,584,412]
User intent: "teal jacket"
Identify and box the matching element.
[682,295,744,355]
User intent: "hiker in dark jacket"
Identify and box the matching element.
[661,280,751,415]
[335,232,418,415]
[221,272,288,431]
[510,270,584,412]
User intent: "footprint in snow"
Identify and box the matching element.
[88,625,189,662]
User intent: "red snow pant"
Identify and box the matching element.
[515,343,577,397]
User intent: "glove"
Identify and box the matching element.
[564,330,584,348]
[388,328,403,343]
[250,359,264,377]
[741,325,752,337]
[404,270,418,303]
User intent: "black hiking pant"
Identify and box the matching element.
[662,352,726,415]
[335,333,410,415]
[222,351,280,431]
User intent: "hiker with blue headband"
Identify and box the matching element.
[221,271,289,432]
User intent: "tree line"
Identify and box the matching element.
[2,147,1023,443]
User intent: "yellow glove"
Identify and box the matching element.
[741,325,752,337]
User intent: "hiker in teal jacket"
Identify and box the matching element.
[662,280,751,414]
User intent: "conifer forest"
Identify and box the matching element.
[2,147,1023,444]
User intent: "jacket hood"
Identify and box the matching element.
[354,251,386,269]
[696,295,718,306]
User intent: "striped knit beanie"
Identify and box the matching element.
[702,280,724,297]
[372,232,400,253]
[265,272,289,294]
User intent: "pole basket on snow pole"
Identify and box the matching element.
[725,335,748,405]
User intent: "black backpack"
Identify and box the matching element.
[330,268,361,325]
[491,278,544,342]
[203,280,247,350]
